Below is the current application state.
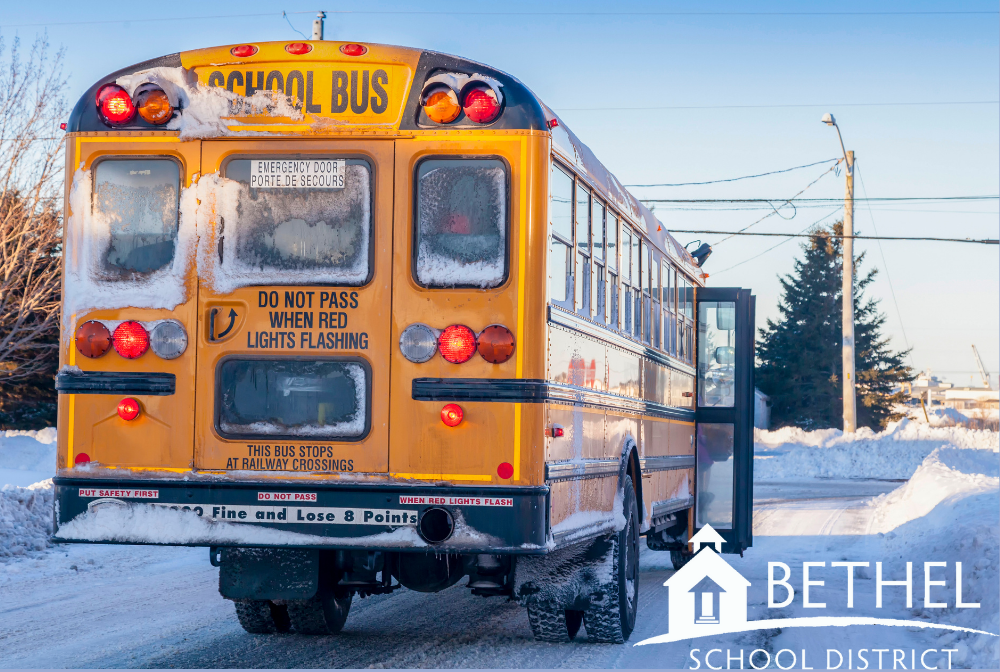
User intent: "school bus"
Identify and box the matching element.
[53,39,756,643]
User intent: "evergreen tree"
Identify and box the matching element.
[756,222,912,430]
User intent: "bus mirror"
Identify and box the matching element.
[716,306,735,331]
[714,346,735,366]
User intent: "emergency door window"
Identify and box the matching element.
[698,301,736,407]
[217,358,370,441]
[223,158,373,286]
[695,423,734,528]
[414,158,508,288]
[92,159,180,278]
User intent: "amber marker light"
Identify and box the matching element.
[441,403,463,427]
[118,398,140,421]
[477,324,515,364]
[422,86,461,124]
[136,87,173,125]
[75,320,112,358]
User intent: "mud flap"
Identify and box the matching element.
[219,547,319,600]
[512,535,615,611]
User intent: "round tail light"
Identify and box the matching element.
[75,320,112,358]
[400,324,438,363]
[135,87,173,125]
[339,43,368,56]
[441,403,463,427]
[95,84,135,125]
[422,86,461,124]
[230,44,258,57]
[438,325,477,363]
[478,325,515,364]
[112,321,149,359]
[285,42,313,55]
[462,85,501,124]
[117,398,140,421]
[150,321,188,359]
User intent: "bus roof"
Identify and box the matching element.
[67,41,703,281]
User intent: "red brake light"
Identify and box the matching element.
[438,325,477,364]
[340,43,368,56]
[462,85,501,124]
[74,453,91,465]
[478,324,515,364]
[285,42,313,55]
[95,84,135,125]
[113,321,149,359]
[441,403,464,427]
[230,44,258,57]
[118,398,140,421]
[497,462,514,479]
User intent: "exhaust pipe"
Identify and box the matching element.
[418,507,454,543]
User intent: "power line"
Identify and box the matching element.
[710,208,843,276]
[625,158,839,187]
[642,195,999,203]
[557,100,1000,112]
[668,230,999,244]
[2,9,995,29]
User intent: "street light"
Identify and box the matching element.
[822,113,857,433]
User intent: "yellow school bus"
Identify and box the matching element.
[54,39,756,643]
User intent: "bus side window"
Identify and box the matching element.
[640,240,651,344]
[415,158,507,288]
[92,159,180,278]
[593,200,605,323]
[631,231,641,340]
[662,260,676,357]
[651,253,660,349]
[621,228,632,334]
[607,213,618,328]
[548,163,573,305]
[575,182,590,316]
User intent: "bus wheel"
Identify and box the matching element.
[670,548,694,570]
[526,602,584,642]
[234,599,291,634]
[584,475,640,644]
[286,591,353,635]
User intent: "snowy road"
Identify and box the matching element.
[3,479,948,670]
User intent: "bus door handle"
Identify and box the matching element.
[209,308,218,342]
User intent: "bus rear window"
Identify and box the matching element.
[414,158,507,288]
[223,159,372,286]
[93,159,179,278]
[217,358,369,441]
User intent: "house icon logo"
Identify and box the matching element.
[663,524,751,639]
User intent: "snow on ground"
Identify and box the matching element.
[754,419,998,480]
[0,428,57,560]
[0,427,56,486]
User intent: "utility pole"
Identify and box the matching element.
[822,113,857,432]
[842,149,857,432]
[312,11,326,40]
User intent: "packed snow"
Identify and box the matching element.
[754,419,998,481]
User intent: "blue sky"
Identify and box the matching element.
[4,1,998,385]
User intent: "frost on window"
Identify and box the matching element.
[217,359,369,440]
[223,160,371,285]
[93,160,179,278]
[415,158,507,288]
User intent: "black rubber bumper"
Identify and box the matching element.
[52,478,550,554]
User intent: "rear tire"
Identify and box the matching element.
[584,475,640,643]
[234,599,291,634]
[670,548,694,570]
[286,591,353,635]
[527,602,583,642]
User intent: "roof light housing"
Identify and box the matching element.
[462,84,501,124]
[285,42,313,55]
[135,86,173,125]
[339,43,368,56]
[421,85,461,124]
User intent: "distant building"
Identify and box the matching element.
[753,388,769,429]
[901,369,998,410]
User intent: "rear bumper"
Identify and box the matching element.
[52,478,549,554]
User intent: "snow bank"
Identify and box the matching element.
[870,448,999,668]
[754,420,998,481]
[0,480,54,559]
[0,427,57,487]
